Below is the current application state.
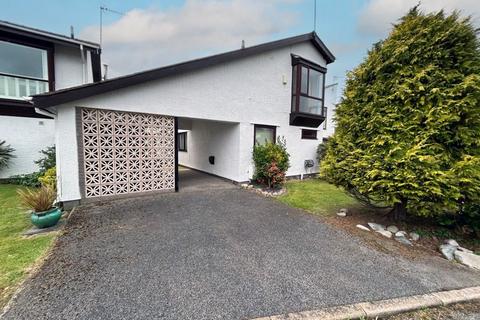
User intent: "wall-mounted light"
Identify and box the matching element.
[282,74,287,85]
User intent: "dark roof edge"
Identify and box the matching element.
[0,20,100,50]
[33,32,335,108]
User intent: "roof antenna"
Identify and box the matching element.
[313,0,317,32]
[70,26,74,39]
[241,40,245,49]
[99,6,124,49]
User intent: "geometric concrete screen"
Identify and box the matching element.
[80,108,175,198]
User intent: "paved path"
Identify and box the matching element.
[3,185,480,319]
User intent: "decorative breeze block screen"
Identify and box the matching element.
[81,108,175,198]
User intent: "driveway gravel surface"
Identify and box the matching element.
[3,182,480,319]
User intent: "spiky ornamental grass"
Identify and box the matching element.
[0,140,15,170]
[321,7,480,219]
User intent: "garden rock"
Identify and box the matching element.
[376,230,392,238]
[409,232,420,241]
[395,235,413,246]
[439,244,457,261]
[454,250,480,270]
[395,231,407,237]
[386,225,399,233]
[367,222,385,232]
[356,224,370,232]
[339,208,348,214]
[445,239,459,247]
[336,211,347,217]
[458,247,473,254]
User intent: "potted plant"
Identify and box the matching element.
[17,185,61,228]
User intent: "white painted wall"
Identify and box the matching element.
[54,44,93,89]
[0,116,55,178]
[54,106,80,201]
[178,119,240,181]
[54,41,337,201]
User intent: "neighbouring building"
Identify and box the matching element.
[30,32,337,207]
[0,20,101,178]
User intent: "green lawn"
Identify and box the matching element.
[278,179,360,215]
[0,184,56,307]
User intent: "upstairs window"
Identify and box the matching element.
[0,40,50,100]
[291,55,326,116]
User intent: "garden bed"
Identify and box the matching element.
[278,179,480,261]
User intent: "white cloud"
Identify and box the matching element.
[80,0,299,77]
[358,0,480,36]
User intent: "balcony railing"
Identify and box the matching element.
[0,73,48,100]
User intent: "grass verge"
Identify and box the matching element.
[278,179,360,216]
[0,184,56,308]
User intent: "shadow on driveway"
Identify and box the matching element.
[3,187,480,319]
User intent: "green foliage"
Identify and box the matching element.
[34,145,55,173]
[0,140,15,171]
[2,146,56,188]
[4,172,42,188]
[38,167,56,189]
[316,138,329,165]
[321,8,480,218]
[252,136,290,188]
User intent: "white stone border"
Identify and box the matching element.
[251,286,480,320]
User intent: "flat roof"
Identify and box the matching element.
[0,20,100,50]
[32,31,335,108]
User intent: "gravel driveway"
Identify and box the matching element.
[3,185,480,319]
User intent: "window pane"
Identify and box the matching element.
[299,96,322,115]
[301,129,317,140]
[323,107,328,130]
[308,69,323,98]
[292,65,297,92]
[301,66,308,94]
[0,41,48,79]
[178,132,187,151]
[18,78,27,97]
[0,76,5,96]
[255,127,275,146]
[6,76,16,97]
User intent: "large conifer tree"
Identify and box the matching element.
[321,7,480,219]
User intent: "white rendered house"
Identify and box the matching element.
[31,32,337,207]
[0,21,101,178]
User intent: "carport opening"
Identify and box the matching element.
[176,117,240,191]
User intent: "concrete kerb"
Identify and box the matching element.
[251,286,480,320]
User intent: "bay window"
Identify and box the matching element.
[290,55,327,127]
[0,40,50,100]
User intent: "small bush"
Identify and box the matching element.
[316,138,329,165]
[5,172,42,187]
[0,140,15,171]
[35,145,55,173]
[38,167,56,189]
[253,136,290,188]
[17,185,56,212]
